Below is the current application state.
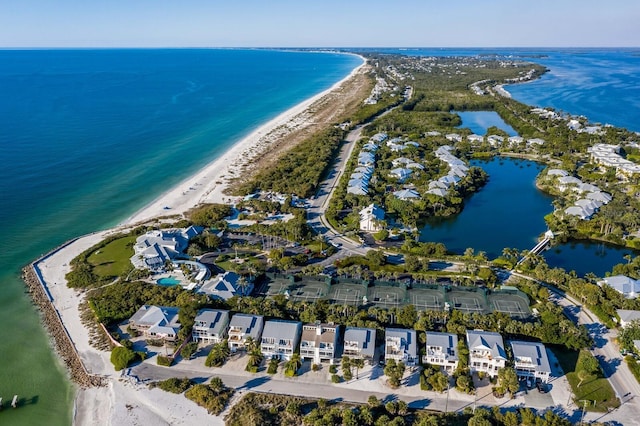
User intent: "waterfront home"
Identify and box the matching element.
[588,143,640,178]
[557,176,582,191]
[192,309,230,344]
[260,320,302,361]
[586,191,612,204]
[467,134,484,143]
[466,330,507,378]
[564,206,593,220]
[130,226,202,272]
[424,332,459,373]
[393,188,420,201]
[300,322,340,364]
[445,133,462,142]
[547,169,569,177]
[527,138,545,146]
[359,204,385,232]
[616,309,640,327]
[227,313,264,352]
[385,328,418,366]
[508,136,524,146]
[342,327,376,361]
[487,135,504,146]
[198,271,253,300]
[599,275,640,299]
[129,305,181,342]
[509,341,551,384]
[426,188,448,197]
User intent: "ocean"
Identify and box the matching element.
[0,48,361,426]
[2,48,639,424]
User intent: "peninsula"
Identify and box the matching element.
[23,51,640,426]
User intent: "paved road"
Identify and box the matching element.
[512,271,640,421]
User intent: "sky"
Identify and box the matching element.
[0,0,638,48]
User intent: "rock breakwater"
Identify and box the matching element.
[22,265,105,388]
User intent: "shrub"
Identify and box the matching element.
[267,358,279,374]
[110,346,136,371]
[156,377,193,394]
[181,342,199,360]
[184,380,234,415]
[331,374,341,383]
[329,365,337,374]
[157,355,174,367]
[312,363,321,372]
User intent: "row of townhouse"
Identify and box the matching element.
[423,330,551,383]
[128,307,550,383]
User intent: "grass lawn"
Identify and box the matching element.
[87,235,136,279]
[554,347,620,412]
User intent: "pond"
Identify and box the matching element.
[456,111,518,136]
[419,157,635,277]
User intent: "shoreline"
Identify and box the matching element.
[123,53,366,226]
[25,54,367,425]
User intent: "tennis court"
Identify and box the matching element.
[408,288,445,311]
[328,283,364,305]
[489,292,530,318]
[287,282,328,302]
[264,280,290,297]
[449,290,487,313]
[368,286,405,307]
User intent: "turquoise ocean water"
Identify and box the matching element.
[0,49,361,425]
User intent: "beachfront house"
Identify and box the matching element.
[509,341,551,384]
[359,204,385,232]
[192,309,230,344]
[385,328,418,366]
[424,332,459,373]
[299,322,340,364]
[128,305,181,342]
[599,275,640,299]
[198,271,253,300]
[342,327,376,361]
[130,226,202,272]
[260,320,302,361]
[227,313,264,352]
[466,330,507,378]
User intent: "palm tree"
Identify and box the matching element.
[353,358,365,379]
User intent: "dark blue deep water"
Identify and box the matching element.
[0,49,361,426]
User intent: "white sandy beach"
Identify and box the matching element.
[125,54,366,226]
[35,55,365,426]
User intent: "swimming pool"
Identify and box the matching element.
[157,276,181,286]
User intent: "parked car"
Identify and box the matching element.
[536,382,547,393]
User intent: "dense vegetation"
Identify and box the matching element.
[152,377,193,394]
[184,377,234,415]
[237,127,347,198]
[224,391,593,426]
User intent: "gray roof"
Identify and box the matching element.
[425,332,458,361]
[600,275,640,298]
[229,313,264,339]
[262,320,302,341]
[466,330,506,360]
[193,309,229,336]
[510,340,551,374]
[343,327,377,358]
[617,309,640,324]
[385,328,418,358]
[130,305,181,336]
